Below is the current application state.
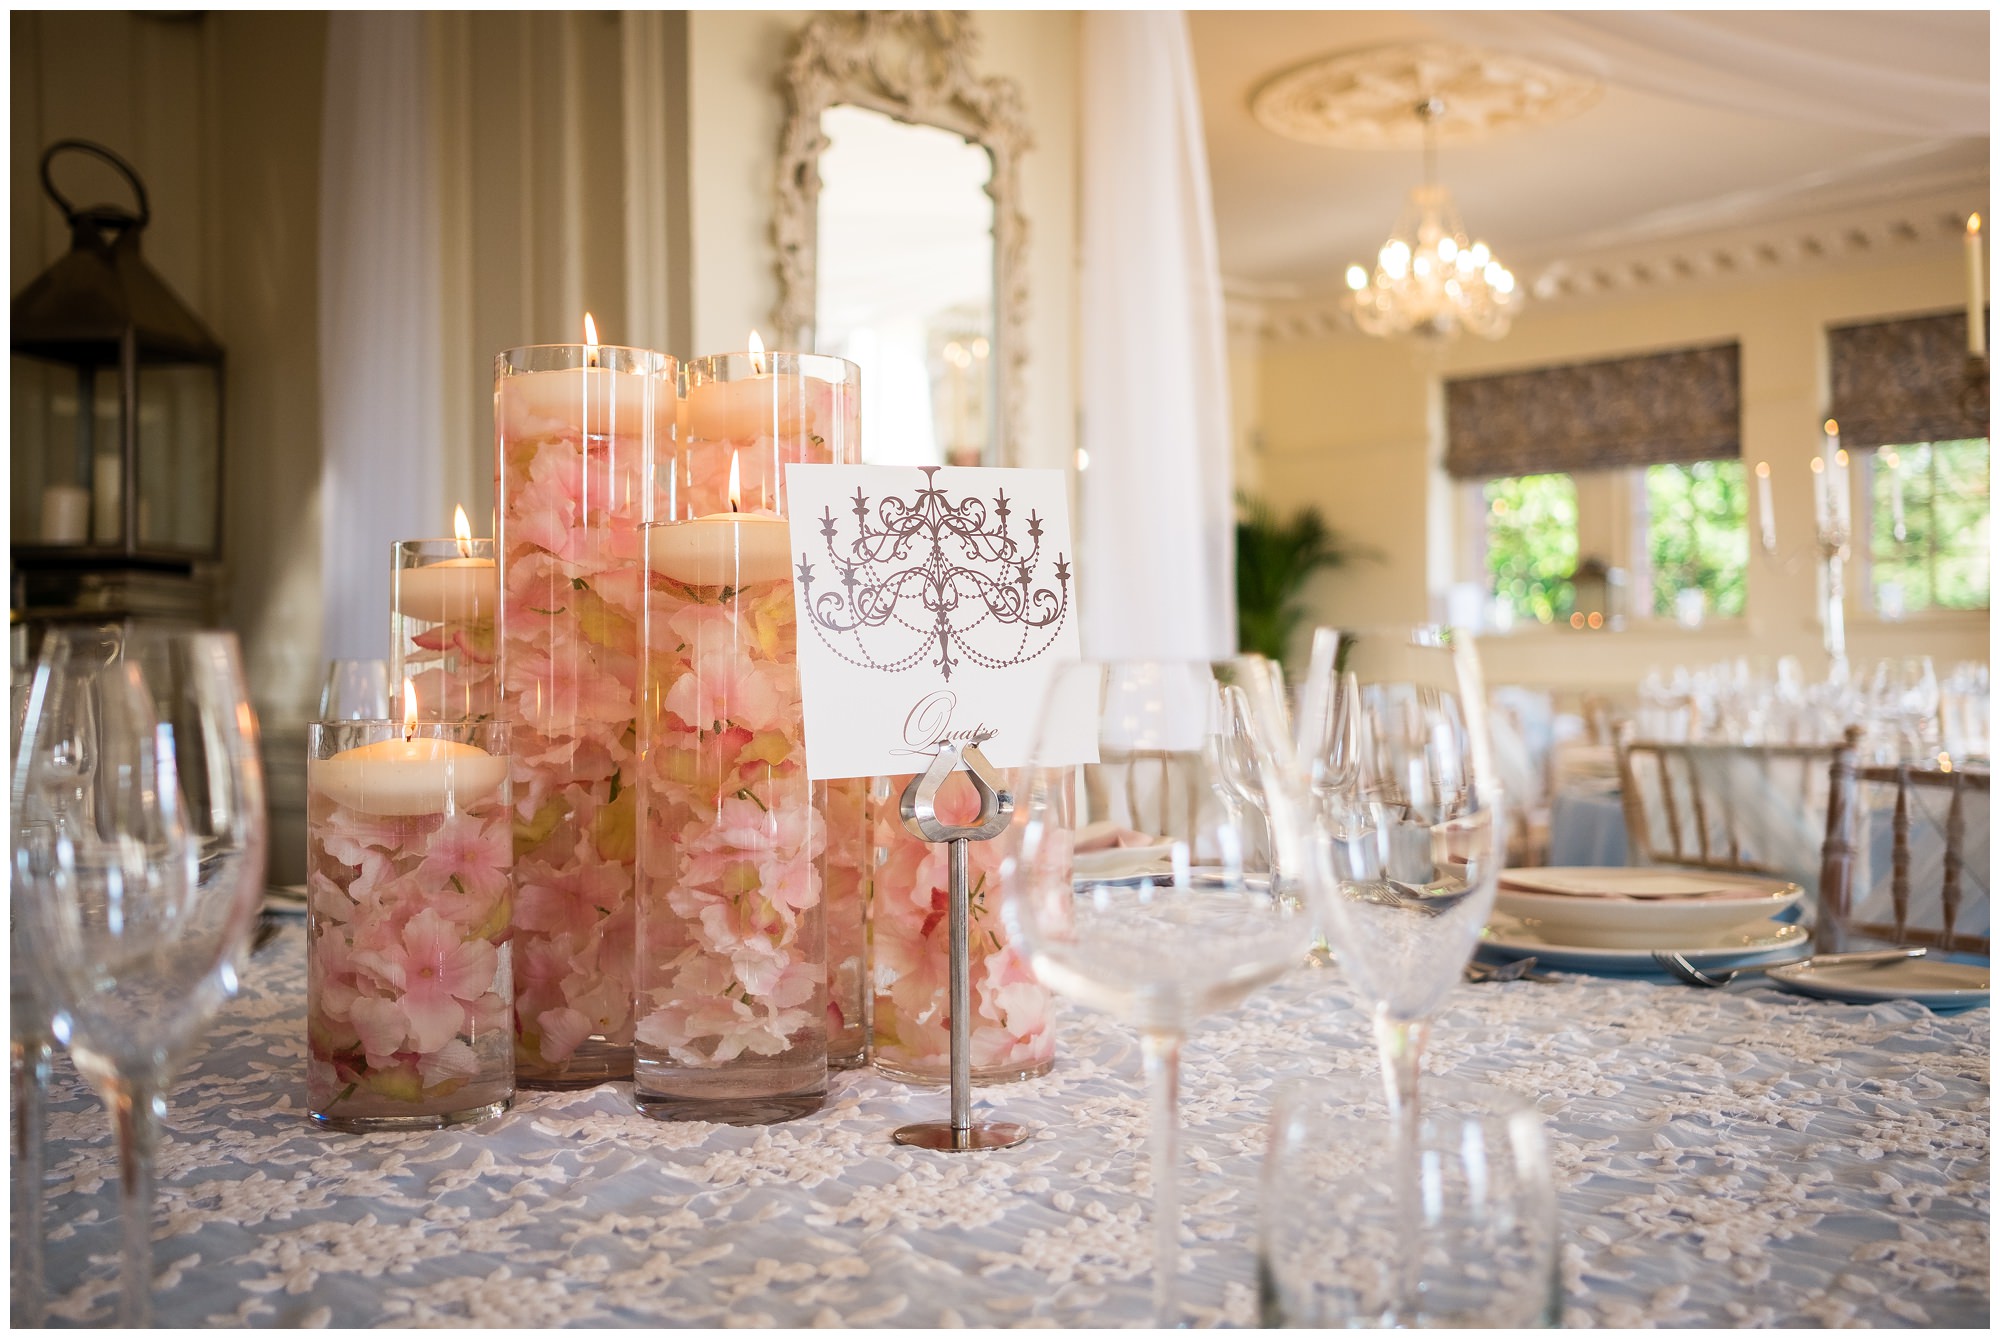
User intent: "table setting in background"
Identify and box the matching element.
[11,323,1991,1330]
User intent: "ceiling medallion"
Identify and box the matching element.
[1249,41,1601,150]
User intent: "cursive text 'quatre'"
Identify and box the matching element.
[898,690,998,757]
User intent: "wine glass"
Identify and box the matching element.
[10,666,64,1327]
[15,626,267,1327]
[1004,659,1314,1326]
[1300,627,1502,1125]
[318,657,391,720]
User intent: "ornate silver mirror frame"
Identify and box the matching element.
[774,11,1031,466]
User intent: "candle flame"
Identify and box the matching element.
[1884,449,1900,469]
[748,329,766,376]
[728,452,742,513]
[1835,448,1850,468]
[1971,214,1983,236]
[1824,418,1839,437]
[584,313,600,367]
[1754,461,1771,479]
[453,503,473,556]
[403,679,419,742]
[1809,456,1825,475]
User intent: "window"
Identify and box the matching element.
[1483,473,1577,625]
[1866,438,1990,613]
[1472,463,1748,627]
[1643,460,1748,619]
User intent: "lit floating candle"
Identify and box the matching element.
[647,451,793,588]
[313,682,508,816]
[396,505,499,624]
[684,330,805,443]
[497,313,667,442]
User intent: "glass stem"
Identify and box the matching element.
[12,1032,50,1326]
[1140,1030,1185,1329]
[110,1079,160,1328]
[1374,1012,1431,1325]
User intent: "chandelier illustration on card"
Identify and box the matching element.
[1344,97,1516,341]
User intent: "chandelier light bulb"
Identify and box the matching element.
[1346,264,1369,291]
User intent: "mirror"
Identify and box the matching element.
[775,12,1029,466]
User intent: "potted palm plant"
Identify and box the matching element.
[1235,494,1364,669]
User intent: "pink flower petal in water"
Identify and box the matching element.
[536,1006,594,1064]
[349,995,408,1064]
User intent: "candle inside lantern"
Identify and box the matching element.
[648,451,793,587]
[39,484,88,544]
[397,506,499,623]
[314,682,508,816]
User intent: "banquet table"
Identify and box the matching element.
[31,924,1990,1329]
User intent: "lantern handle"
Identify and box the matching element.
[39,138,151,232]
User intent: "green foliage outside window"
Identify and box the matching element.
[1870,438,1990,611]
[1644,460,1748,619]
[1484,473,1577,624]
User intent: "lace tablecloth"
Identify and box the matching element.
[35,925,1990,1328]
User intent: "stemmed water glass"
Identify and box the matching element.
[1003,659,1314,1326]
[1296,627,1503,1125]
[14,626,267,1327]
[11,671,58,1326]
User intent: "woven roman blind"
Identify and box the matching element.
[1828,311,1989,449]
[1444,343,1740,480]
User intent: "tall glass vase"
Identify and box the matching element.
[633,349,859,1123]
[391,535,498,723]
[821,777,873,1068]
[871,767,1058,1085]
[307,719,515,1129]
[495,341,674,1087]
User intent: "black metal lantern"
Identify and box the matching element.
[11,139,224,629]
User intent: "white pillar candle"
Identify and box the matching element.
[1754,461,1776,552]
[1886,450,1906,540]
[1810,456,1828,533]
[313,734,508,817]
[39,484,89,544]
[647,513,793,588]
[1968,214,1986,358]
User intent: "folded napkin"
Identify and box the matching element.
[1075,821,1163,853]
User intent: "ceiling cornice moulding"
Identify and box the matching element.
[1244,185,1989,344]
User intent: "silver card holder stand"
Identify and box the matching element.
[890,742,1030,1152]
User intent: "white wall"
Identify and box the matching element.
[1255,249,1991,696]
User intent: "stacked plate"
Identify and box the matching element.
[1484,866,1807,971]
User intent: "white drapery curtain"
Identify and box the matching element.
[319,12,447,662]
[1440,12,1988,139]
[1077,11,1235,662]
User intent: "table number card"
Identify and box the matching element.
[784,463,1096,780]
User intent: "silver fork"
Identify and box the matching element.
[1652,945,1926,988]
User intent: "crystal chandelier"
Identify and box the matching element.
[1345,98,1517,341]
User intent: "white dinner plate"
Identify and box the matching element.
[1073,844,1177,883]
[1480,912,1808,971]
[1765,957,1990,1008]
[1495,869,1803,949]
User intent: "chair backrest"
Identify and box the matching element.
[1819,742,1991,954]
[1614,724,1862,881]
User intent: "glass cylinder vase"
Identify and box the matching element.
[391,536,498,722]
[821,776,873,1069]
[633,349,859,1123]
[870,767,1060,1085]
[496,342,674,1087]
[307,719,515,1130]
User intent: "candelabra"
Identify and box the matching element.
[1813,514,1851,674]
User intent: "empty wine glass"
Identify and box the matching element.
[1301,627,1503,1125]
[1004,659,1314,1325]
[15,626,267,1326]
[318,657,391,720]
[10,668,59,1326]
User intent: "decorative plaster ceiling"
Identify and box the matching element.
[1191,11,1991,330]
[1249,41,1602,151]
